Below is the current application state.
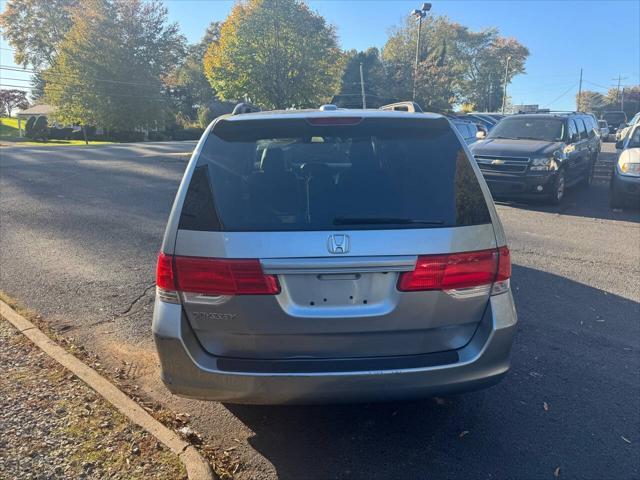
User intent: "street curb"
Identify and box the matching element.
[0,300,214,480]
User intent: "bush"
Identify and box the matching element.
[49,127,74,140]
[171,127,204,141]
[70,126,97,141]
[25,115,49,140]
[148,131,170,141]
[107,130,146,143]
[24,116,36,137]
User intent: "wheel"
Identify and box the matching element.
[547,171,565,205]
[609,179,625,208]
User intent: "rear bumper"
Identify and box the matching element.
[153,292,518,404]
[482,171,558,198]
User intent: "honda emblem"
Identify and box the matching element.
[327,234,350,254]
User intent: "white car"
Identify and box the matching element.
[616,112,640,142]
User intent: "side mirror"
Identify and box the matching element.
[615,140,624,150]
[476,130,486,139]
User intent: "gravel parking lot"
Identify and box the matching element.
[0,141,638,479]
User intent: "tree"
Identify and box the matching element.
[25,115,49,140]
[165,22,221,122]
[44,0,185,133]
[576,90,606,114]
[336,48,388,107]
[0,0,78,69]
[204,0,342,109]
[603,85,640,119]
[381,15,528,112]
[0,89,30,116]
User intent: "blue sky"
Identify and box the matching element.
[2,0,639,111]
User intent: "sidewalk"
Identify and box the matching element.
[0,318,187,480]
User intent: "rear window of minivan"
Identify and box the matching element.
[179,116,491,232]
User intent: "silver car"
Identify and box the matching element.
[153,105,518,404]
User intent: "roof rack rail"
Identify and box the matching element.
[232,102,261,115]
[379,101,423,113]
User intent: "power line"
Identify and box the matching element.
[0,65,167,88]
[546,82,579,107]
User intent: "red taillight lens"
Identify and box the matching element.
[156,252,176,290]
[397,248,507,292]
[173,256,280,295]
[496,246,511,281]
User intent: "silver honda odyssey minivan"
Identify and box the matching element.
[153,105,517,404]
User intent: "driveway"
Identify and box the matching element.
[1,141,638,479]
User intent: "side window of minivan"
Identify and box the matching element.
[568,119,579,143]
[583,117,595,138]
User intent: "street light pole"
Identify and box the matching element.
[411,3,431,101]
[501,55,511,114]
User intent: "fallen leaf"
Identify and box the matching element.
[554,467,560,477]
[621,436,631,444]
[459,430,469,438]
[543,402,550,411]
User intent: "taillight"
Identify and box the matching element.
[156,255,280,296]
[156,252,176,290]
[397,247,511,295]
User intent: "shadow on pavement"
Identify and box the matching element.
[227,265,639,480]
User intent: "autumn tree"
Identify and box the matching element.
[381,15,528,112]
[0,89,29,116]
[604,85,640,119]
[576,90,606,114]
[204,0,342,109]
[44,0,185,133]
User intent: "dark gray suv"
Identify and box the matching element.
[471,113,599,204]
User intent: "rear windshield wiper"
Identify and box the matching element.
[333,217,444,226]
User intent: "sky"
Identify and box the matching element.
[2,0,639,112]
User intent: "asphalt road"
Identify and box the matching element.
[1,141,638,480]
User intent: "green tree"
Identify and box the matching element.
[604,85,640,119]
[0,0,78,69]
[336,48,388,107]
[204,0,342,109]
[44,0,185,135]
[381,15,528,112]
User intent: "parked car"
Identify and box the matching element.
[598,120,610,140]
[602,111,628,135]
[471,113,599,204]
[451,118,480,144]
[468,113,499,131]
[615,111,640,142]
[610,123,640,208]
[153,102,517,404]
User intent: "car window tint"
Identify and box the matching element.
[179,117,491,231]
[488,117,565,142]
[568,119,578,142]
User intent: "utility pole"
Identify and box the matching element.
[359,62,366,109]
[501,56,511,114]
[577,68,583,111]
[621,86,624,112]
[612,75,628,110]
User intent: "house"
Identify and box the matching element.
[15,104,56,137]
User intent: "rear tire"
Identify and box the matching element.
[547,171,565,205]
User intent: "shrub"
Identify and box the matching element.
[171,127,204,141]
[25,115,49,140]
[49,127,74,140]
